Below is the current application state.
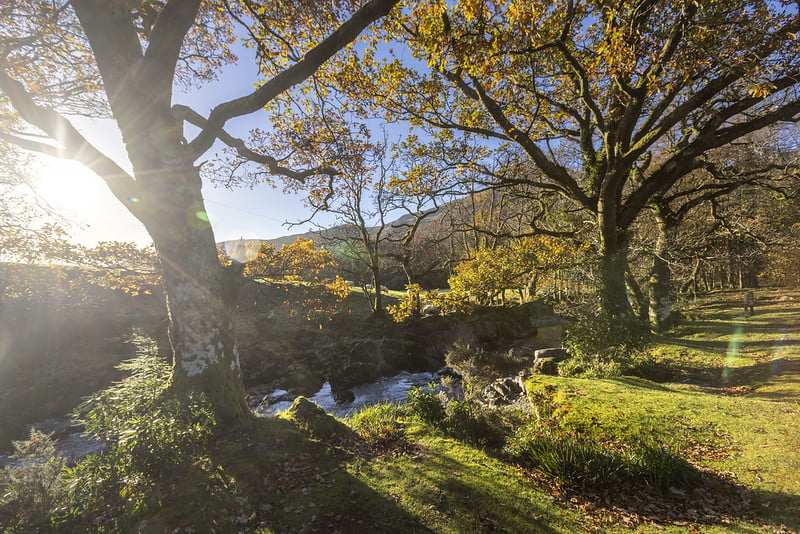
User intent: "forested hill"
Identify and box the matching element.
[218,206,447,259]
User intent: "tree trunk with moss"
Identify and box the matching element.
[648,211,674,331]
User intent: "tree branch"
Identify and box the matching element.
[172,104,338,181]
[0,66,140,207]
[144,0,202,86]
[186,0,400,159]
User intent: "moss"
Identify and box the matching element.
[279,396,355,441]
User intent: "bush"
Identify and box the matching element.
[0,430,70,531]
[62,332,215,527]
[444,400,507,449]
[406,386,511,449]
[406,383,447,426]
[561,316,651,377]
[507,424,702,491]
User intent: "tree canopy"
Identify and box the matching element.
[326,0,800,315]
[0,0,400,424]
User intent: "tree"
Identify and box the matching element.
[0,0,399,425]
[448,235,586,305]
[340,0,800,318]
[240,237,349,320]
[624,127,800,327]
[244,238,334,282]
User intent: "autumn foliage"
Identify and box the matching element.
[448,236,588,305]
[242,238,350,320]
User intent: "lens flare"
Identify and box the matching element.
[722,325,744,385]
[771,329,788,375]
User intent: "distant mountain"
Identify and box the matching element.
[218,206,448,262]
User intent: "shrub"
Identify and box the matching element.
[388,284,473,323]
[62,332,215,527]
[561,316,651,377]
[406,383,447,426]
[406,386,511,449]
[0,430,70,531]
[444,400,506,449]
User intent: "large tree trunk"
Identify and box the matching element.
[138,161,249,427]
[625,268,648,321]
[597,210,634,318]
[648,212,674,330]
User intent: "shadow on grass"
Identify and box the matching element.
[543,463,800,533]
[746,486,800,533]
[385,430,567,533]
[160,417,435,533]
[609,376,675,392]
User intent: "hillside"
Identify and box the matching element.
[218,205,448,262]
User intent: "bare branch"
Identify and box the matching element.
[186,0,400,159]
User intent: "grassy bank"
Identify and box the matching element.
[3,289,799,533]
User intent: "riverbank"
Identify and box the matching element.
[3,289,799,532]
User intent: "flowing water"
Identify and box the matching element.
[252,370,441,419]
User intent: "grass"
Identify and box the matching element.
[5,288,800,533]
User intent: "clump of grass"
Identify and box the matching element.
[507,424,702,491]
[506,429,623,486]
[625,443,702,491]
[0,430,70,531]
[348,402,407,447]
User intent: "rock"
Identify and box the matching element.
[531,357,558,375]
[480,376,526,407]
[533,348,569,362]
[282,397,351,440]
[333,390,355,404]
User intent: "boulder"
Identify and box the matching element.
[281,397,351,440]
[533,348,569,362]
[480,374,527,407]
[531,357,558,376]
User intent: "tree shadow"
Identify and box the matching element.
[609,376,675,392]
[385,432,568,533]
[539,465,800,533]
[196,417,435,534]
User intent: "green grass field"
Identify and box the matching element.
[5,288,799,533]
[201,289,800,533]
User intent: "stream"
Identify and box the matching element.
[251,370,442,419]
[1,370,443,468]
[3,324,564,467]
